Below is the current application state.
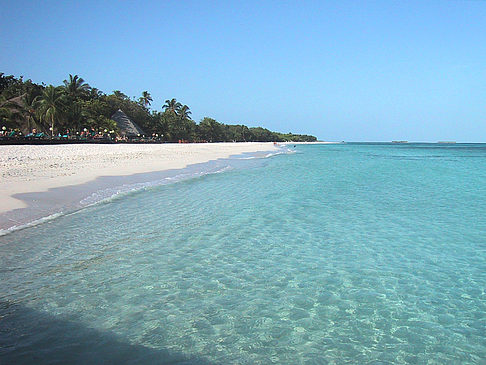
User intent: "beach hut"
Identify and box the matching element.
[110,109,145,137]
[0,94,38,134]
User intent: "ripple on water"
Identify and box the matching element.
[1,144,486,363]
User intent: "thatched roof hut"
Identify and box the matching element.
[0,95,23,108]
[111,109,145,137]
[0,95,36,133]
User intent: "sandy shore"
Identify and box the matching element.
[0,143,278,228]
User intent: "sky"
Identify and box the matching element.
[1,0,485,141]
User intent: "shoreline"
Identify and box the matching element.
[0,142,279,232]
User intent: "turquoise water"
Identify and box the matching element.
[1,143,486,364]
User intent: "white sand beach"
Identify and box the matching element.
[0,142,278,218]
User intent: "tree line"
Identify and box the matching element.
[0,73,317,142]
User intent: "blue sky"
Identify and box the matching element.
[1,0,485,141]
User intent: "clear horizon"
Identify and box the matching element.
[1,0,485,142]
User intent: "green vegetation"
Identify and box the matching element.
[0,73,317,142]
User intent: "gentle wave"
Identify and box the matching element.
[0,212,64,237]
[234,147,295,159]
[79,165,235,207]
[0,167,232,237]
[0,150,279,236]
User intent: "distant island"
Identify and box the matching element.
[0,73,317,143]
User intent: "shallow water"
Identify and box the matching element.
[1,143,486,364]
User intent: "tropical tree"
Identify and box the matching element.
[35,85,65,136]
[0,72,319,142]
[139,91,153,107]
[157,110,178,141]
[20,90,42,132]
[199,117,224,142]
[225,124,251,142]
[63,74,90,100]
[249,127,278,142]
[0,89,42,133]
[87,87,103,100]
[113,90,129,100]
[0,73,24,99]
[65,102,86,132]
[179,104,191,120]
[0,73,16,93]
[162,98,181,114]
[85,114,117,132]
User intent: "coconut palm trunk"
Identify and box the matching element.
[35,85,65,137]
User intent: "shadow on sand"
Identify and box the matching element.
[0,301,214,365]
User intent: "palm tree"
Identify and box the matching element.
[63,74,90,100]
[199,117,222,142]
[0,93,38,132]
[21,90,41,132]
[65,102,85,132]
[113,90,128,100]
[162,98,182,114]
[88,87,103,99]
[35,85,65,137]
[179,105,192,120]
[139,91,153,107]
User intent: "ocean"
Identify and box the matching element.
[1,143,485,364]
